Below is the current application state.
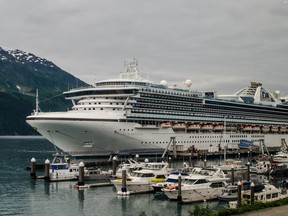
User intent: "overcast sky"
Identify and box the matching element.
[1,0,288,95]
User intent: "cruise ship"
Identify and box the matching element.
[26,59,288,157]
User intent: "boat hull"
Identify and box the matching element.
[111,180,155,194]
[164,187,224,203]
[27,114,288,156]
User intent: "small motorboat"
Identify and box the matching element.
[218,185,238,201]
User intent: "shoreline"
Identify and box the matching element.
[0,135,45,139]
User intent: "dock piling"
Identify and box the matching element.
[112,156,117,176]
[231,166,235,185]
[30,158,36,179]
[44,159,50,181]
[121,169,127,193]
[250,182,255,205]
[177,174,182,204]
[78,162,85,186]
[237,181,242,209]
[246,162,250,181]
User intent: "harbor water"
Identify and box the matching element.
[0,137,268,216]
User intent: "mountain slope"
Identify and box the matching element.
[0,46,89,135]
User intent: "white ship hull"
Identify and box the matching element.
[27,113,288,156]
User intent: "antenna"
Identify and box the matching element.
[35,89,39,115]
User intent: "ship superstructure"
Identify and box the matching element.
[26,59,288,156]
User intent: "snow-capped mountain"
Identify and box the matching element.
[0,45,88,135]
[0,46,55,68]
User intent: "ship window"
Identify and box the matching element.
[100,108,103,110]
[84,108,86,110]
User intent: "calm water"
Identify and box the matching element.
[0,137,232,216]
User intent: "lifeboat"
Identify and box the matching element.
[213,124,224,131]
[187,123,201,130]
[226,126,237,131]
[271,126,279,132]
[251,126,260,132]
[261,126,270,133]
[201,124,213,130]
[172,123,186,130]
[161,122,172,128]
[241,126,253,132]
[280,127,287,133]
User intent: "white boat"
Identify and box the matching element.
[162,169,229,202]
[48,154,79,181]
[215,159,247,172]
[79,167,112,181]
[26,59,288,157]
[115,160,173,178]
[272,151,288,163]
[49,154,111,182]
[152,171,189,193]
[115,159,142,178]
[111,169,167,194]
[218,185,238,201]
[256,160,272,174]
[229,184,288,208]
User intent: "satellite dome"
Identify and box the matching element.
[160,80,167,86]
[185,79,192,87]
[275,90,280,95]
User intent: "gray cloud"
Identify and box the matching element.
[1,0,288,95]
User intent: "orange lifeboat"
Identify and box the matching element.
[187,123,201,130]
[280,127,287,133]
[261,126,270,133]
[271,126,279,132]
[242,125,253,132]
[213,124,224,131]
[161,122,172,128]
[251,126,260,132]
[201,124,213,130]
[172,123,186,130]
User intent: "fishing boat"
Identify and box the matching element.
[26,59,288,157]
